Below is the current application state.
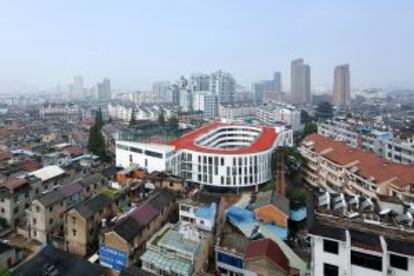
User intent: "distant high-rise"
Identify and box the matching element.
[273,72,282,92]
[290,59,311,105]
[97,78,111,101]
[210,70,236,105]
[179,87,193,112]
[190,74,210,92]
[73,75,84,98]
[193,91,218,119]
[152,81,170,102]
[253,72,282,104]
[333,64,351,107]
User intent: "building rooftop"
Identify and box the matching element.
[252,191,290,215]
[307,190,414,255]
[217,232,249,256]
[167,121,277,154]
[29,165,65,182]
[13,245,110,276]
[303,133,414,189]
[245,238,290,272]
[37,182,83,207]
[74,194,112,219]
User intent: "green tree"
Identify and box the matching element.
[158,111,166,126]
[302,122,317,139]
[0,267,11,276]
[168,115,179,129]
[88,110,106,159]
[129,108,136,126]
[95,107,104,128]
[300,110,312,124]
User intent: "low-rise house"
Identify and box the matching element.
[140,222,210,276]
[253,191,290,228]
[0,178,31,228]
[99,190,175,272]
[65,194,114,257]
[12,245,112,276]
[244,238,295,276]
[28,165,66,196]
[77,172,107,198]
[0,241,21,269]
[29,182,84,243]
[179,197,218,233]
[215,233,297,276]
[148,171,186,194]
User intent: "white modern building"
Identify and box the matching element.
[309,191,414,276]
[116,121,293,189]
[193,91,218,119]
[219,104,256,120]
[256,103,301,131]
[180,88,193,112]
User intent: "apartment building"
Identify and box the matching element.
[300,134,414,204]
[318,117,392,156]
[99,190,175,272]
[179,196,218,233]
[256,103,301,131]
[219,103,256,120]
[308,190,414,276]
[29,182,84,243]
[0,178,31,228]
[65,194,113,257]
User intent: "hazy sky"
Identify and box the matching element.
[1,0,413,92]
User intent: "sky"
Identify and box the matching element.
[0,0,413,93]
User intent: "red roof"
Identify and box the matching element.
[130,204,160,225]
[0,152,12,161]
[168,121,277,154]
[304,134,414,188]
[65,146,85,156]
[245,238,289,272]
[21,159,39,172]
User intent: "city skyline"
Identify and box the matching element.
[1,1,414,92]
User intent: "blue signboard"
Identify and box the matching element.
[99,245,127,272]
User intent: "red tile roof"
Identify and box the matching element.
[0,152,12,161]
[168,121,277,154]
[304,134,414,189]
[21,159,40,172]
[130,204,160,225]
[245,238,289,272]
[65,146,85,156]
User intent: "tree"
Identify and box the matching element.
[168,115,179,129]
[95,107,104,128]
[88,110,106,159]
[300,110,312,124]
[129,108,136,126]
[158,111,166,126]
[315,101,333,121]
[302,122,317,139]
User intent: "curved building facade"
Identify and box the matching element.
[116,121,292,188]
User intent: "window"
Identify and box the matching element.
[33,218,37,225]
[72,229,77,237]
[49,218,53,225]
[36,206,40,212]
[129,154,133,163]
[323,239,339,254]
[200,220,205,225]
[180,205,190,212]
[217,252,243,268]
[351,250,382,271]
[390,254,408,271]
[0,208,4,214]
[130,147,142,153]
[323,263,338,276]
[145,150,163,159]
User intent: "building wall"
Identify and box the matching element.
[0,248,16,268]
[311,235,349,276]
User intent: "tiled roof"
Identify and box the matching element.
[65,145,84,156]
[0,177,27,191]
[130,204,159,225]
[245,238,289,272]
[304,134,414,188]
[254,191,290,215]
[74,194,112,219]
[38,182,83,207]
[29,165,65,182]
[168,121,277,154]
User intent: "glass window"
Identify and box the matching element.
[323,263,338,276]
[351,250,382,271]
[323,239,339,254]
[390,254,408,271]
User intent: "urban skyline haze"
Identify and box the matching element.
[1,0,413,92]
